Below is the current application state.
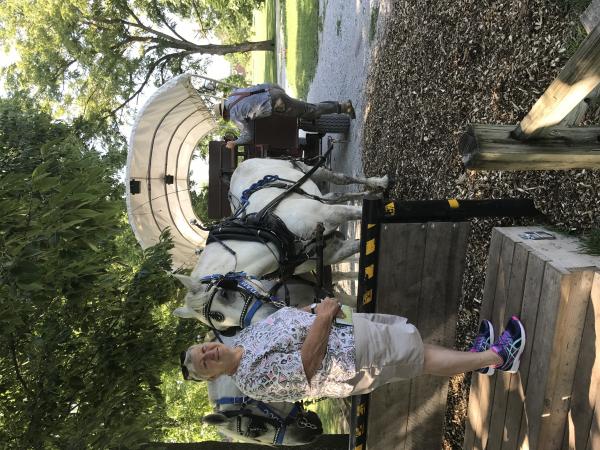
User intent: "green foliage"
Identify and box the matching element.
[0,0,270,120]
[285,0,319,99]
[581,228,600,256]
[190,184,211,226]
[369,5,380,43]
[159,367,219,442]
[0,98,208,448]
[551,0,590,13]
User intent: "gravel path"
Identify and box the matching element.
[307,0,389,183]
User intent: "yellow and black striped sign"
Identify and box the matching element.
[349,199,382,450]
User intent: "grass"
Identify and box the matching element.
[369,4,379,43]
[553,0,590,13]
[284,0,320,99]
[581,229,600,255]
[250,0,277,84]
[305,398,349,434]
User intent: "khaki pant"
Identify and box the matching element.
[349,313,424,395]
[268,86,340,120]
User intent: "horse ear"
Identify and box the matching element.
[173,274,200,291]
[173,306,197,319]
[202,413,228,425]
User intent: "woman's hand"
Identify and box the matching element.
[315,297,343,319]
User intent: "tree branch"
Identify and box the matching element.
[108,51,194,116]
[9,334,32,397]
[155,7,189,43]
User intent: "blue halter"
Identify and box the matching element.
[199,271,282,329]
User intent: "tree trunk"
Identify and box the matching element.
[186,40,275,55]
[143,434,349,450]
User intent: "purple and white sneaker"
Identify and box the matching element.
[469,319,495,376]
[491,316,526,373]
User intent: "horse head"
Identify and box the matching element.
[173,274,278,331]
[205,374,322,446]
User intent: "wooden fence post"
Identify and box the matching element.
[460,124,600,170]
[512,21,600,139]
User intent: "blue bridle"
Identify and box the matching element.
[199,271,284,331]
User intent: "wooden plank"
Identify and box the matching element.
[581,0,600,34]
[517,265,570,449]
[586,276,600,450]
[476,235,516,449]
[487,242,530,450]
[495,226,600,273]
[500,252,547,450]
[586,371,600,450]
[464,229,504,449]
[405,222,454,450]
[443,222,471,344]
[367,223,427,450]
[512,21,600,139]
[460,124,600,171]
[563,272,600,449]
[537,271,594,448]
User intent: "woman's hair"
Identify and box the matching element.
[181,345,217,382]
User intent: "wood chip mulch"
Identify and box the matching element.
[362,1,599,448]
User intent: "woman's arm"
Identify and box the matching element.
[300,298,340,383]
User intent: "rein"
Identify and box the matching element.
[255,138,335,223]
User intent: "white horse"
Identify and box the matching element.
[204,364,322,445]
[174,158,386,331]
[197,277,350,445]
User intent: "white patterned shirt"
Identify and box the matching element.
[231,307,356,402]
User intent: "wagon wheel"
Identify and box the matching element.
[299,114,350,134]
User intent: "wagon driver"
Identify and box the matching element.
[180,297,526,402]
[213,83,356,150]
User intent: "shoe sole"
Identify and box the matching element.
[505,316,526,373]
[481,320,495,376]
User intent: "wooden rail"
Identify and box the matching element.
[460,124,600,170]
[512,20,600,139]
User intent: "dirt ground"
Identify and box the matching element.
[361,0,599,448]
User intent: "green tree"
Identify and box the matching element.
[0,98,208,448]
[0,0,270,119]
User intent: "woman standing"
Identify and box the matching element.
[180,298,525,402]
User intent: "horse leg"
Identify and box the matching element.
[322,205,362,231]
[323,238,360,265]
[321,191,382,203]
[331,270,359,282]
[332,289,356,306]
[295,161,389,190]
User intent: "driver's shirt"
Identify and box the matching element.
[225,83,273,145]
[231,307,356,402]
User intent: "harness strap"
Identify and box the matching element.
[256,139,336,223]
[215,396,252,406]
[243,299,264,328]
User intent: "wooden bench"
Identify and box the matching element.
[464,226,600,450]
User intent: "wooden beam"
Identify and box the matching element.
[512,21,600,139]
[581,0,600,34]
[460,124,600,170]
